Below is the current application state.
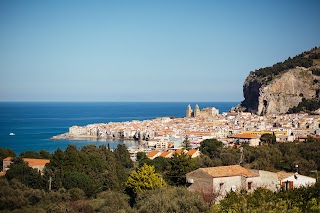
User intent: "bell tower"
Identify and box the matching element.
[194,104,200,117]
[186,104,192,118]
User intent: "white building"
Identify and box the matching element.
[281,173,316,190]
[186,165,279,198]
[69,125,88,136]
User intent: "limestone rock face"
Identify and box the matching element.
[241,67,320,115]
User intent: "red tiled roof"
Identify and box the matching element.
[3,157,50,166]
[230,133,259,139]
[159,151,171,158]
[186,149,198,156]
[146,150,160,158]
[175,149,184,154]
[198,165,259,178]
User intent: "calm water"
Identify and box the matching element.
[0,102,237,154]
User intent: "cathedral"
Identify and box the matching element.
[186,104,219,118]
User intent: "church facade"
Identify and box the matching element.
[186,104,219,118]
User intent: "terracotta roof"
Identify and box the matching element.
[230,133,259,139]
[199,165,259,178]
[187,131,211,136]
[146,150,160,158]
[186,149,198,156]
[168,142,174,148]
[159,151,172,158]
[3,157,50,166]
[277,171,294,181]
[24,158,50,167]
[175,149,184,154]
[3,157,12,161]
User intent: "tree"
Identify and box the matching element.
[125,164,166,195]
[114,144,133,168]
[19,150,43,159]
[0,148,16,171]
[5,157,45,189]
[166,153,199,186]
[89,190,133,213]
[182,135,192,150]
[199,139,223,158]
[136,152,147,162]
[62,171,96,197]
[260,133,276,144]
[134,187,210,213]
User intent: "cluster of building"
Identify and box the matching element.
[60,104,320,151]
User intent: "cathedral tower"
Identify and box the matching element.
[186,104,192,118]
[194,104,200,117]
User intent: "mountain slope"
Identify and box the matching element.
[239,47,320,115]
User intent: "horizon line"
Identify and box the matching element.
[0,100,241,103]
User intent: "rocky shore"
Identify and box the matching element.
[51,132,137,141]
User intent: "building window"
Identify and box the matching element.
[248,182,252,190]
[219,182,224,191]
[282,181,294,190]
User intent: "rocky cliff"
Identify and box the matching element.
[239,48,320,115]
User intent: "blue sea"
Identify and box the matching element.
[0,102,238,155]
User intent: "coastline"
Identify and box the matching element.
[51,132,137,141]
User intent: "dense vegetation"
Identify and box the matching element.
[252,47,318,82]
[288,98,320,114]
[0,138,320,212]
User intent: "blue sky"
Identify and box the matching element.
[1,0,319,102]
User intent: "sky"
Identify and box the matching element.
[0,0,319,102]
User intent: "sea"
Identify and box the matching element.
[0,102,238,155]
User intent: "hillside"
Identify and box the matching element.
[239,47,320,115]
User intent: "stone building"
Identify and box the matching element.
[186,104,192,118]
[3,157,50,174]
[186,104,219,118]
[186,165,279,200]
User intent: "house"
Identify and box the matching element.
[146,150,161,159]
[185,149,201,158]
[280,173,316,190]
[186,165,278,198]
[159,151,173,158]
[230,133,260,146]
[175,149,185,155]
[3,157,50,174]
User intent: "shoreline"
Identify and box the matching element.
[51,132,138,141]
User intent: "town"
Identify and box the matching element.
[52,104,320,160]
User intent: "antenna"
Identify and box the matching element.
[239,147,244,165]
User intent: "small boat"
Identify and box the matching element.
[9,133,15,136]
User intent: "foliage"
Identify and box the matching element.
[199,139,223,158]
[260,133,276,144]
[0,178,70,212]
[166,153,199,186]
[217,183,320,212]
[43,144,133,196]
[19,150,51,159]
[89,190,133,213]
[125,164,166,195]
[62,171,96,197]
[288,98,320,114]
[0,148,16,170]
[68,188,86,201]
[136,151,147,162]
[134,187,210,213]
[253,50,314,81]
[5,157,45,189]
[2,141,320,212]
[182,135,192,150]
[114,144,134,168]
